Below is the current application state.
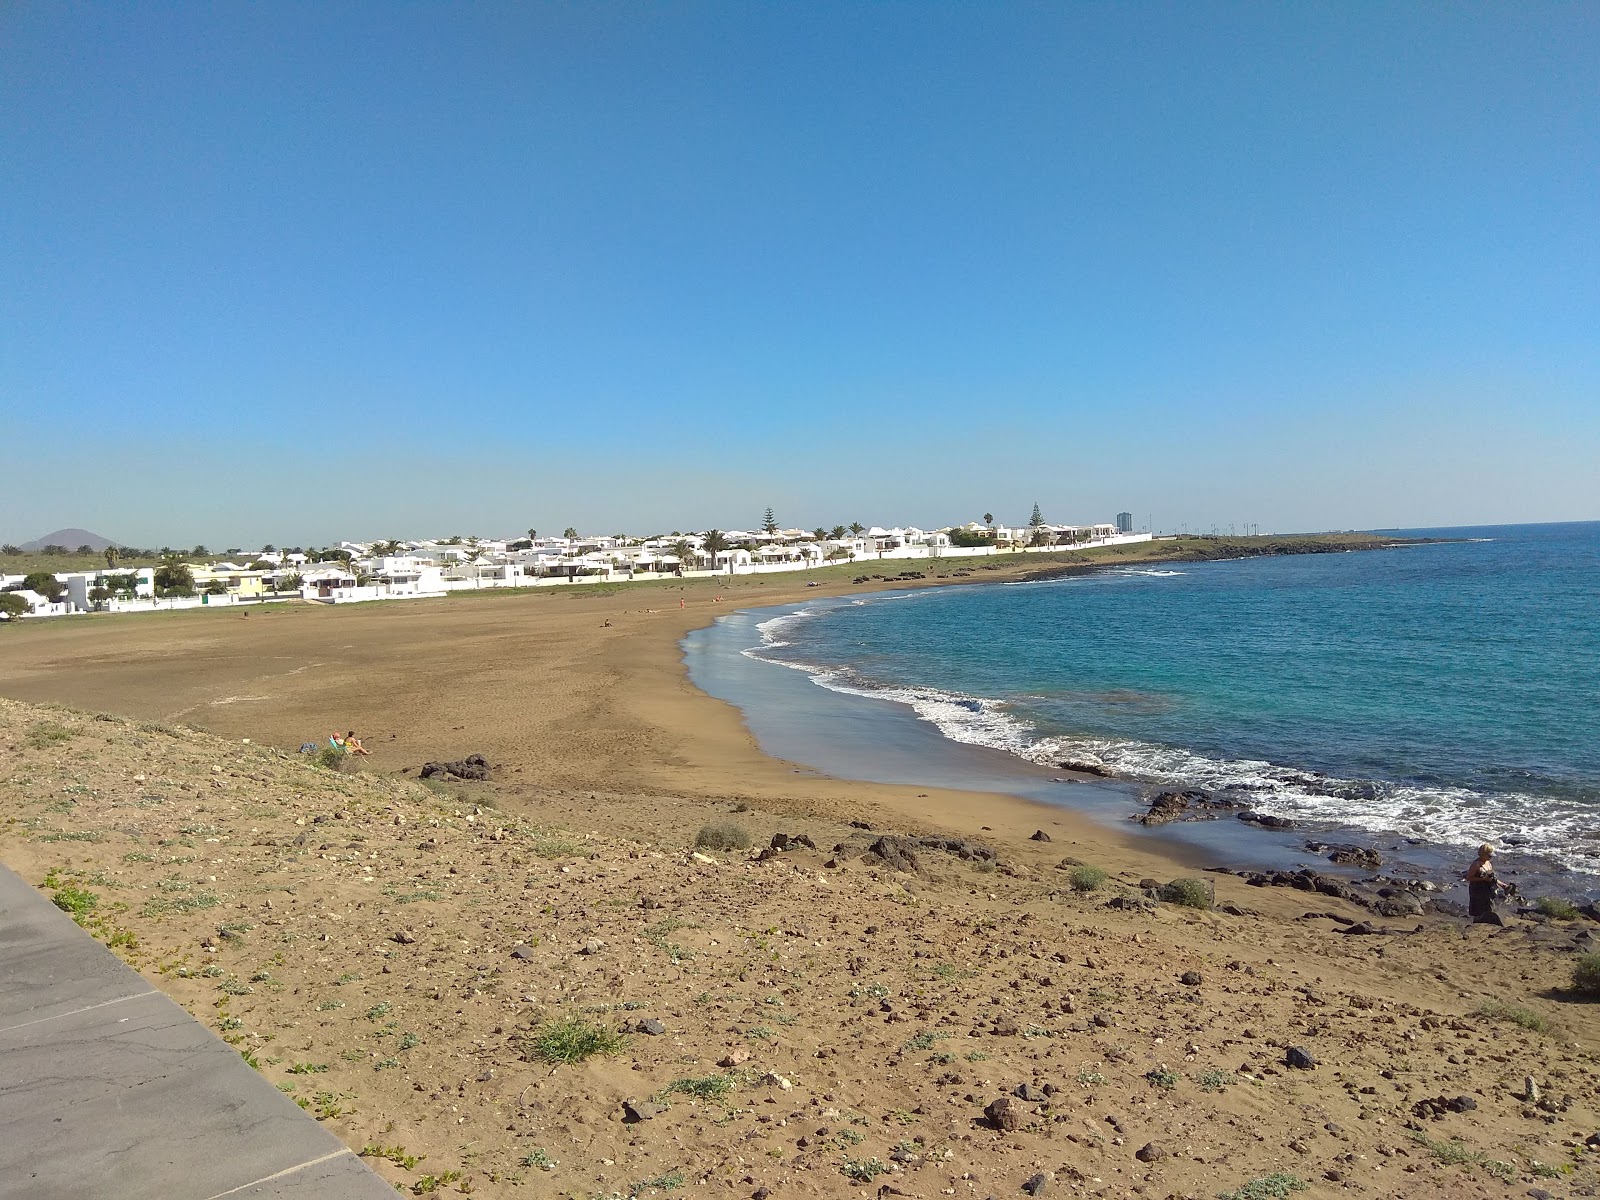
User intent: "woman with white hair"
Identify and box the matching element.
[1463,844,1508,925]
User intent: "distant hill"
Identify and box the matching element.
[18,528,116,552]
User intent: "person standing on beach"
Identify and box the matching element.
[1463,843,1507,925]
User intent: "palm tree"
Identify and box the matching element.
[154,552,195,597]
[702,529,729,555]
[527,528,538,541]
[103,545,119,569]
[849,521,865,536]
[830,525,847,540]
[671,539,693,571]
[983,512,994,528]
[813,527,828,541]
[563,527,578,540]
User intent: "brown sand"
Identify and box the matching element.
[2,552,1598,1198]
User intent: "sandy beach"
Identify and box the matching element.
[3,542,1598,1198]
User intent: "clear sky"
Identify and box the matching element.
[3,3,1596,546]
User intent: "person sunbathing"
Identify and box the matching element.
[343,730,371,756]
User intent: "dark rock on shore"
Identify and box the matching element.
[1134,788,1247,825]
[420,754,491,782]
[1060,760,1115,778]
[1238,810,1295,829]
[1306,842,1384,869]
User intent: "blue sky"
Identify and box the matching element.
[3,3,1596,546]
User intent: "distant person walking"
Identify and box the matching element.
[1464,843,1508,925]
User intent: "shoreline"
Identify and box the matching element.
[681,587,1595,910]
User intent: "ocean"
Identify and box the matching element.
[683,522,1600,891]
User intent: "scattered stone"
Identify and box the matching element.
[1021,1172,1049,1195]
[391,930,417,944]
[1285,1046,1317,1070]
[1105,895,1156,913]
[579,939,604,955]
[991,1015,1020,1037]
[1015,1083,1048,1102]
[636,1018,666,1035]
[476,1069,494,1082]
[769,832,817,852]
[719,1049,750,1068]
[1029,829,1051,842]
[1524,1076,1540,1103]
[1411,1094,1479,1120]
[510,945,535,961]
[762,1072,792,1090]
[622,1098,660,1122]
[1135,1142,1166,1163]
[985,1097,1024,1131]
[1179,971,1203,986]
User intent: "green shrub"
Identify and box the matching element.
[1069,865,1108,892]
[313,745,347,770]
[1574,952,1600,996]
[1160,877,1213,910]
[530,1015,626,1065]
[1217,1174,1308,1200]
[693,821,750,852]
[1535,896,1580,920]
[1474,998,1550,1033]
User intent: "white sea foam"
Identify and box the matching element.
[742,611,1598,874]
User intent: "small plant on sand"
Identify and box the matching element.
[45,876,99,925]
[1535,896,1580,920]
[658,1074,735,1103]
[1144,1066,1179,1090]
[1409,1129,1483,1167]
[1195,1067,1232,1092]
[1574,952,1600,996]
[1217,1174,1308,1200]
[531,1015,627,1065]
[26,721,75,749]
[693,821,751,852]
[840,1157,887,1183]
[518,1149,556,1171]
[362,1144,424,1170]
[1473,998,1550,1033]
[1160,877,1213,910]
[1069,865,1108,893]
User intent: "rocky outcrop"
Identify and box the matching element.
[420,754,491,781]
[1134,789,1241,826]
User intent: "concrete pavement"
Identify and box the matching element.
[0,863,395,1199]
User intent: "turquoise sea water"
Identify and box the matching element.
[721,523,1600,876]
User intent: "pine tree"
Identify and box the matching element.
[1029,502,1044,527]
[762,507,778,535]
